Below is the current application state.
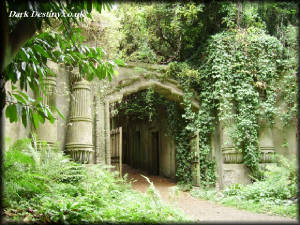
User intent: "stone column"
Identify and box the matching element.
[105,100,111,165]
[65,72,93,163]
[95,97,106,164]
[35,75,57,149]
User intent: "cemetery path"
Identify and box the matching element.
[122,164,298,223]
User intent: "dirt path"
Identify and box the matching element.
[122,164,298,223]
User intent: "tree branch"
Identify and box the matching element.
[6,17,38,68]
[0,1,9,73]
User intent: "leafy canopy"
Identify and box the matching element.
[3,1,125,129]
[115,1,298,183]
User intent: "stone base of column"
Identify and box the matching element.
[222,147,243,164]
[259,147,276,163]
[65,143,94,163]
[35,141,58,151]
[222,146,276,164]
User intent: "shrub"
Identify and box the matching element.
[190,155,298,218]
[3,138,188,223]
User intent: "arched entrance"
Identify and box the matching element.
[94,63,200,181]
[111,89,179,179]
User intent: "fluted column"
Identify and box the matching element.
[35,75,57,149]
[65,72,93,163]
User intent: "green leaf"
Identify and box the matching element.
[46,107,55,124]
[12,93,27,104]
[20,48,30,61]
[21,62,27,71]
[114,59,126,66]
[53,105,65,121]
[37,110,46,123]
[38,103,48,118]
[5,104,18,123]
[21,108,28,127]
[32,112,40,129]
[16,90,29,101]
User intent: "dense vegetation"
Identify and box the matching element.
[114,1,298,184]
[3,138,188,223]
[3,1,298,223]
[190,155,298,218]
[1,1,121,130]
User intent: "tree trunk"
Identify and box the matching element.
[0,1,8,214]
[0,1,8,72]
[0,73,5,216]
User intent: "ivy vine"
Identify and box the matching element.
[112,2,297,186]
[165,26,297,181]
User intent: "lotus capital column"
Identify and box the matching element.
[35,75,57,149]
[65,71,93,163]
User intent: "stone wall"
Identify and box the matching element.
[56,64,71,151]
[3,61,298,189]
[211,118,295,187]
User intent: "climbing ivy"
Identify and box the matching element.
[114,2,298,185]
[116,88,167,123]
[201,27,296,179]
[165,63,217,186]
[165,101,192,185]
[164,26,297,181]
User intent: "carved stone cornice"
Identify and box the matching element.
[222,147,243,164]
[222,147,276,164]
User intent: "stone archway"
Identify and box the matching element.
[94,63,201,177]
[106,63,200,109]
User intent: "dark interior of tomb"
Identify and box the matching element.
[111,90,185,180]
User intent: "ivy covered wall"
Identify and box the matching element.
[4,2,298,189]
[111,2,298,186]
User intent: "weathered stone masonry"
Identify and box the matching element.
[4,62,297,188]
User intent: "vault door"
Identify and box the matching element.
[151,132,159,175]
[110,127,122,176]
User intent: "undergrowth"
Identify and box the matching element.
[190,156,298,219]
[3,138,188,223]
